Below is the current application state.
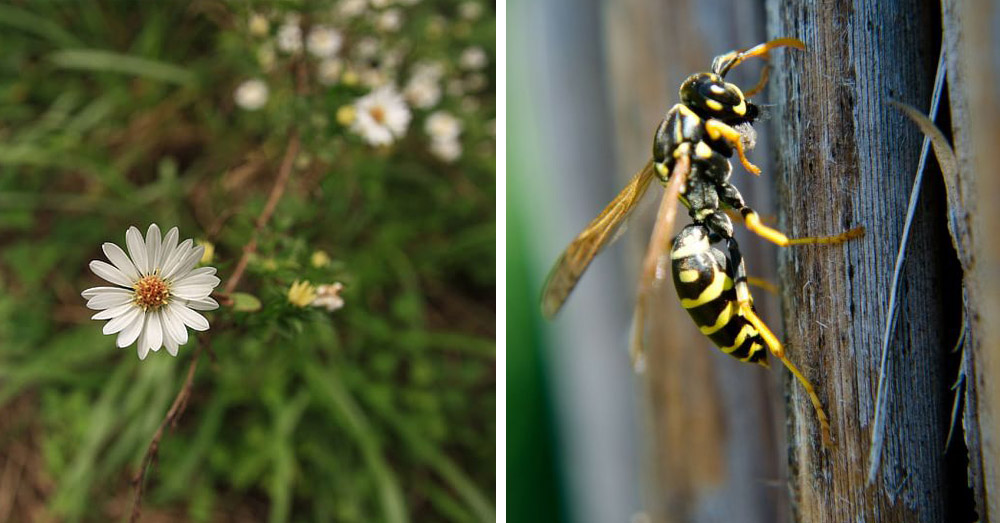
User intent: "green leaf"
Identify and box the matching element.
[231,292,263,312]
[48,49,197,86]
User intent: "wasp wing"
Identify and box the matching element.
[629,155,690,369]
[540,159,657,319]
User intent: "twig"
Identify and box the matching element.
[129,344,203,523]
[866,45,946,484]
[223,129,301,294]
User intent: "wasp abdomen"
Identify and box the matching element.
[670,225,768,365]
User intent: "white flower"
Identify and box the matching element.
[337,0,367,17]
[307,25,343,58]
[429,137,462,162]
[425,111,462,141]
[376,9,403,32]
[311,283,345,312]
[354,37,379,60]
[317,58,344,85]
[459,46,488,70]
[234,79,269,110]
[351,85,411,146]
[404,74,441,109]
[276,22,303,53]
[459,2,483,20]
[83,225,220,360]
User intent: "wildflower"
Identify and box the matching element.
[317,58,344,85]
[248,13,270,36]
[306,25,343,58]
[311,283,345,312]
[234,79,269,110]
[288,280,317,307]
[336,105,357,126]
[404,76,440,109]
[425,111,462,141]
[429,137,462,162]
[354,37,380,60]
[196,240,215,264]
[311,250,332,268]
[276,22,303,53]
[83,225,220,360]
[337,0,367,18]
[459,46,488,70]
[376,9,404,32]
[351,85,411,146]
[459,2,483,20]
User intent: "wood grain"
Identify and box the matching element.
[766,1,958,521]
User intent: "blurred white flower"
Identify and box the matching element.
[234,79,269,110]
[337,0,367,17]
[404,74,441,109]
[459,2,483,20]
[318,58,344,85]
[359,65,390,88]
[311,283,345,312]
[83,225,220,360]
[307,25,343,58]
[276,22,303,53]
[430,137,462,162]
[425,111,462,141]
[354,37,379,60]
[351,85,411,146]
[376,9,404,32]
[459,46,488,70]
[248,13,270,36]
[411,61,445,80]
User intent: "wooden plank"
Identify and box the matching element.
[766,0,954,520]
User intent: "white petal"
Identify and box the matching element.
[117,310,146,347]
[103,306,141,335]
[164,333,179,356]
[92,302,134,320]
[90,260,133,287]
[161,305,189,345]
[145,224,162,272]
[174,266,217,281]
[171,302,210,331]
[102,243,140,282]
[87,291,133,310]
[160,239,193,279]
[146,310,163,353]
[126,226,149,276]
[136,325,150,359]
[159,227,179,267]
[172,283,217,300]
[186,297,219,311]
[164,245,205,281]
[173,272,220,288]
[82,286,130,299]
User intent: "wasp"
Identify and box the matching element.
[540,38,863,447]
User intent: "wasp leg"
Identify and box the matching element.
[724,237,833,447]
[704,120,761,175]
[743,64,771,98]
[712,37,806,77]
[742,209,865,247]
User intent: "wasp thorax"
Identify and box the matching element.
[134,275,170,310]
[679,73,749,119]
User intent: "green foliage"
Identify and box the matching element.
[0,1,495,521]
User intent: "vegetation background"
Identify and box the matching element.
[0,1,495,521]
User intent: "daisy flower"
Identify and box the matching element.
[351,85,411,146]
[306,25,343,58]
[276,22,303,53]
[82,224,220,360]
[311,283,345,312]
[459,46,488,70]
[234,79,269,110]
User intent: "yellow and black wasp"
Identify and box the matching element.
[540,38,863,447]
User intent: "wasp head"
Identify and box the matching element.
[679,73,758,124]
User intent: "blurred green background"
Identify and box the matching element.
[0,1,494,521]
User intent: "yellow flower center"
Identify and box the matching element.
[369,106,386,124]
[134,275,170,310]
